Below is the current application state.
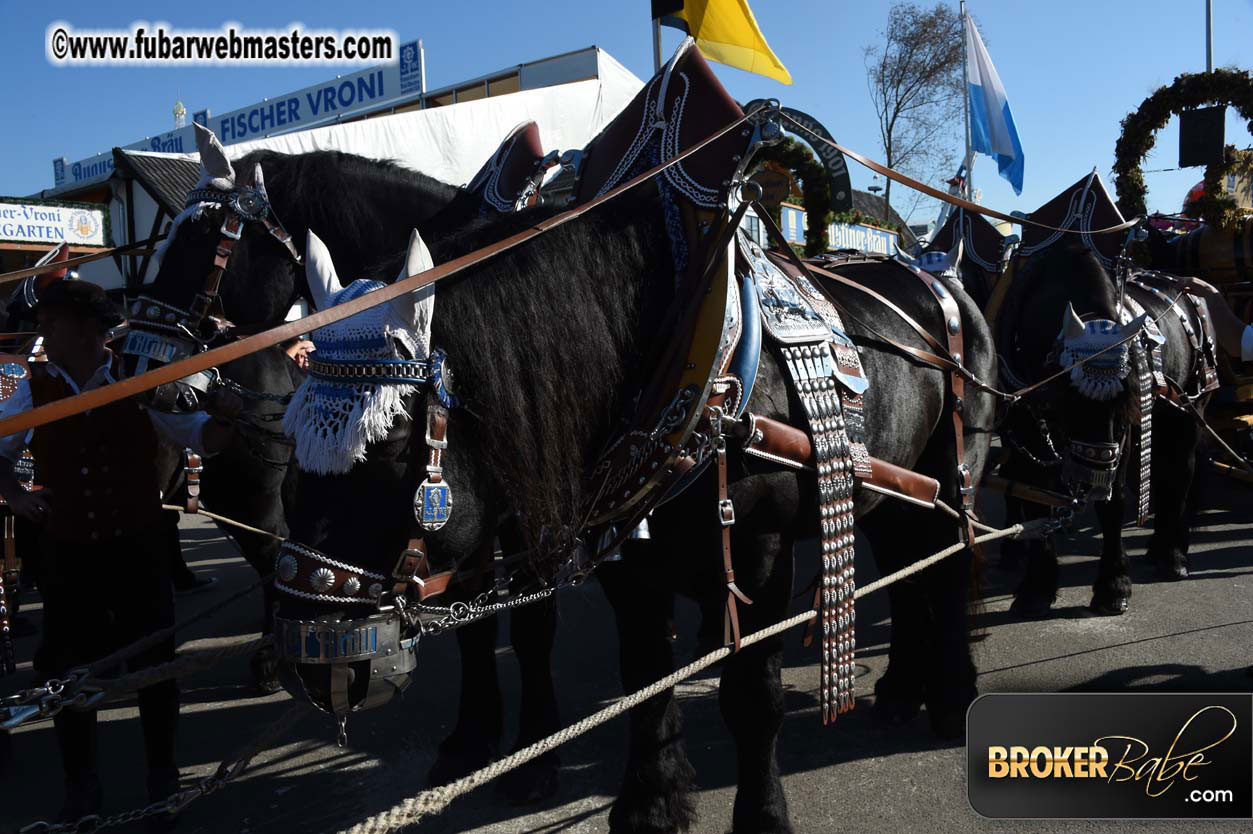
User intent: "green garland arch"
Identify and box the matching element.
[751,138,832,256]
[1113,68,1253,230]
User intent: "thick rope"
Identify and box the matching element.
[336,521,1031,834]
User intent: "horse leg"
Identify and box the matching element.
[1001,457,1060,618]
[427,611,503,785]
[1146,407,1198,581]
[495,596,562,804]
[599,545,696,834]
[859,509,927,725]
[718,531,794,834]
[1090,487,1132,615]
[866,500,977,738]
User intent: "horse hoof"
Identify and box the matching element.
[1155,561,1189,581]
[1089,595,1129,616]
[1009,594,1053,619]
[495,752,560,805]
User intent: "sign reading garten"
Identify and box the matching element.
[0,199,109,247]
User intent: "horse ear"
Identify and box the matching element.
[896,251,922,270]
[1061,303,1086,342]
[1120,312,1153,341]
[252,163,268,201]
[399,228,434,283]
[392,228,436,356]
[305,229,344,311]
[194,123,235,189]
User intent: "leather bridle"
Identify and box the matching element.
[122,176,304,411]
[128,179,302,343]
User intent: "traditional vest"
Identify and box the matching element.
[27,360,161,543]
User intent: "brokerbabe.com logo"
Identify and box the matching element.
[967,693,1252,819]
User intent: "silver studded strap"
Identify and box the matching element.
[780,341,857,724]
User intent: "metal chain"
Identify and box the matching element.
[408,586,556,637]
[1,670,107,731]
[1003,417,1063,469]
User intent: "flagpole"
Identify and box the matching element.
[961,0,972,201]
[652,18,663,72]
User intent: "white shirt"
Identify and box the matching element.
[1242,324,1253,363]
[0,352,212,462]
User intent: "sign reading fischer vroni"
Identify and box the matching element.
[53,39,422,188]
[0,199,108,246]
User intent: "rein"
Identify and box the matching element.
[0,236,166,286]
[776,113,1142,238]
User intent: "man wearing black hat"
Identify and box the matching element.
[0,280,238,828]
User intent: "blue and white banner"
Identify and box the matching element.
[966,15,1024,194]
[54,39,422,188]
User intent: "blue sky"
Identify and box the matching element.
[1,0,1250,222]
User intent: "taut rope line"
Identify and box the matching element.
[336,521,1039,834]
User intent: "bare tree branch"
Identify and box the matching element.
[862,2,964,231]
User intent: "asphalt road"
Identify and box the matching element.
[2,464,1251,834]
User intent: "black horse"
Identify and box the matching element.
[130,131,461,687]
[275,117,996,832]
[995,242,1213,616]
[138,126,568,798]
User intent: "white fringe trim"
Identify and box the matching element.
[1060,319,1130,402]
[283,380,418,475]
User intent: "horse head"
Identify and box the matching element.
[271,178,672,721]
[1004,245,1140,503]
[274,228,499,717]
[127,123,464,412]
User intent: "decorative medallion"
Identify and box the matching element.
[228,186,270,221]
[414,479,453,531]
[342,577,361,597]
[367,583,383,600]
[276,553,298,583]
[429,348,461,409]
[309,567,336,593]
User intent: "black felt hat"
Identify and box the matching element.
[34,280,124,327]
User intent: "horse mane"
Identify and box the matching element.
[373,192,674,569]
[234,149,462,265]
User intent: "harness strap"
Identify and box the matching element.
[184,450,203,514]
[776,112,1142,238]
[394,401,454,601]
[188,216,242,327]
[715,424,752,652]
[902,267,976,513]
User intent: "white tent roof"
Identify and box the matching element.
[178,52,642,188]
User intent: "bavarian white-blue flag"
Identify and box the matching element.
[965,15,1024,194]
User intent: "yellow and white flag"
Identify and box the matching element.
[653,0,792,85]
